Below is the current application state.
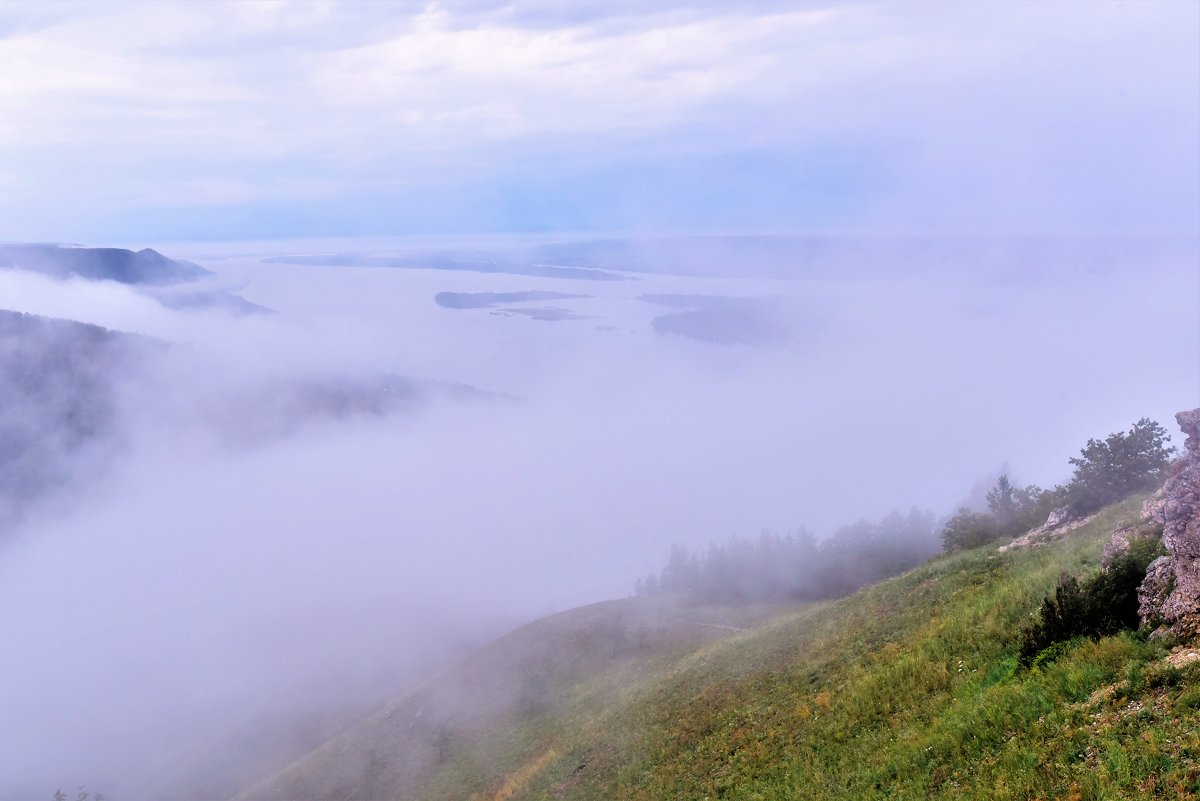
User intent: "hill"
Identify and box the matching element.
[0,244,210,285]
[242,496,1200,800]
[0,310,503,540]
[238,597,800,801]
[0,310,153,534]
[0,244,268,315]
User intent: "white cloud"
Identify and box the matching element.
[0,0,1195,239]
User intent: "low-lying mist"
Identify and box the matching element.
[0,237,1196,797]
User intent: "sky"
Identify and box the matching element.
[0,0,1197,242]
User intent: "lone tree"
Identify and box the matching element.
[1064,418,1175,515]
[986,475,1018,530]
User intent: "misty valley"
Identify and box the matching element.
[1,236,1197,800]
[3,2,1199,800]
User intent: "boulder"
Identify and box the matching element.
[1137,408,1200,637]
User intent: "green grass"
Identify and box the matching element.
[457,497,1200,800]
[247,496,1200,800]
[240,596,802,801]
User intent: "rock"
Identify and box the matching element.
[1102,522,1137,566]
[1044,506,1073,529]
[1102,517,1164,567]
[1166,648,1200,668]
[1142,487,1168,527]
[1137,408,1200,637]
[1139,555,1175,625]
[998,510,1099,552]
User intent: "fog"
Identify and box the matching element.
[0,235,1196,797]
[0,0,1196,794]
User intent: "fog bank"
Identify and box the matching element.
[0,236,1197,796]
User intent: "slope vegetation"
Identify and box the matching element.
[240,598,798,801]
[246,497,1200,800]
[0,310,152,534]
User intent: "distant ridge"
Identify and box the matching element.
[0,243,270,315]
[0,243,211,285]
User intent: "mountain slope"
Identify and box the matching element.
[0,244,210,285]
[239,598,800,801]
[0,243,269,315]
[245,496,1200,800]
[0,310,153,533]
[0,309,502,540]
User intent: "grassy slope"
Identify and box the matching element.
[239,596,800,801]
[246,496,1200,800]
[476,497,1200,801]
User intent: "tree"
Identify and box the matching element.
[635,511,937,603]
[1010,482,1056,532]
[52,790,102,801]
[983,474,1053,537]
[940,507,1002,553]
[633,574,660,596]
[986,474,1018,530]
[659,544,694,593]
[1064,418,1175,514]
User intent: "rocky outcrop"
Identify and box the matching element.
[1101,518,1162,567]
[1138,408,1200,637]
[998,508,1098,552]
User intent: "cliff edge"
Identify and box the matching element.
[1139,408,1200,637]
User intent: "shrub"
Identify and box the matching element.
[1018,539,1164,665]
[1177,685,1200,711]
[940,508,1002,553]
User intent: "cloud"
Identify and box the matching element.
[0,0,1196,240]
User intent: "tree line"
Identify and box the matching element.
[637,417,1176,602]
[940,417,1175,553]
[635,508,939,602]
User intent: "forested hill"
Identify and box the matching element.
[0,244,210,285]
[0,311,150,535]
[0,244,270,315]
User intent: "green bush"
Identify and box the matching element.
[1177,685,1200,711]
[940,507,1003,553]
[1018,539,1163,665]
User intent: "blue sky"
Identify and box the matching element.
[0,0,1196,242]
